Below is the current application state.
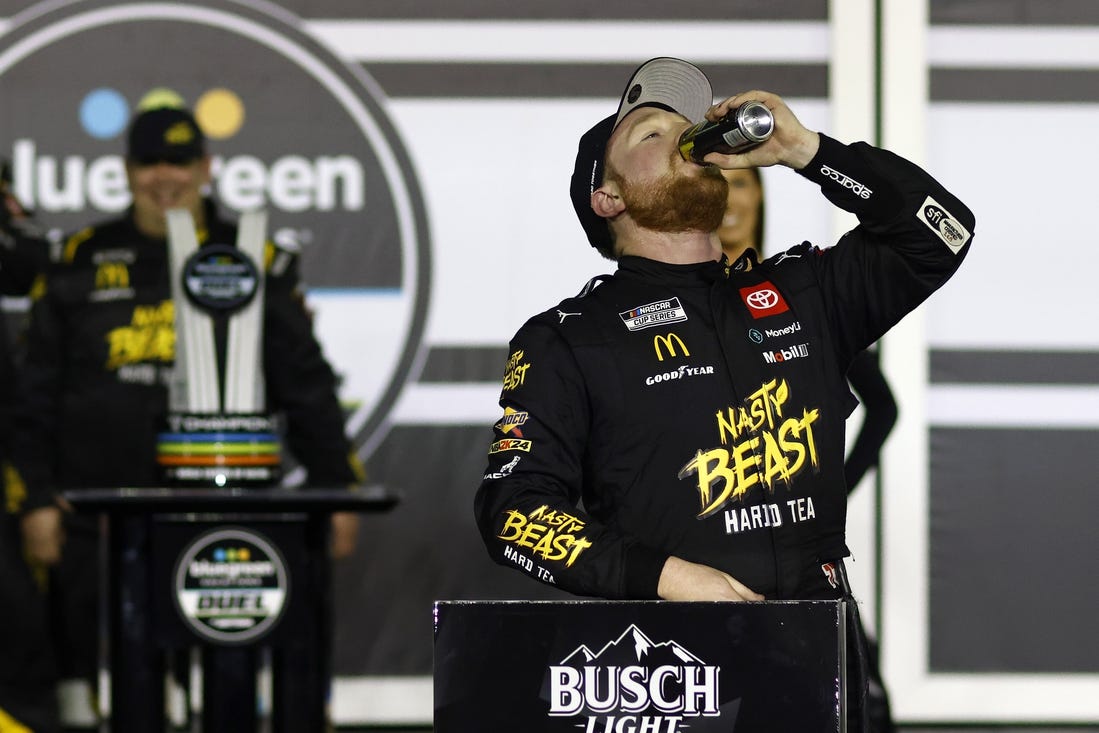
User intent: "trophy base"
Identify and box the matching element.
[157,413,282,488]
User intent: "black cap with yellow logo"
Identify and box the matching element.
[126,106,206,165]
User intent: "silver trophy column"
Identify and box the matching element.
[162,208,280,487]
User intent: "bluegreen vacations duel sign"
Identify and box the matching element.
[174,527,288,643]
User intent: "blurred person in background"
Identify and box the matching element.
[0,161,58,732]
[7,104,362,722]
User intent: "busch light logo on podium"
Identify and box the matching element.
[174,527,288,644]
[547,624,721,732]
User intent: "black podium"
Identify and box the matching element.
[64,486,398,732]
[434,600,848,732]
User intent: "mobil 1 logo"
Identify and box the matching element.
[0,0,431,462]
[174,527,289,644]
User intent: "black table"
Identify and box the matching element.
[64,486,399,732]
[434,599,849,732]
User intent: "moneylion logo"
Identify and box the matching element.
[0,0,431,464]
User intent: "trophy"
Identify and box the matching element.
[156,208,282,487]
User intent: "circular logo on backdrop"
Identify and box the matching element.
[173,527,289,644]
[0,0,431,465]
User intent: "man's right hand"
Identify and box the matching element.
[657,555,765,602]
[21,505,65,566]
[702,90,820,172]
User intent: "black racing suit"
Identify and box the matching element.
[475,134,975,602]
[9,199,359,686]
[0,200,58,731]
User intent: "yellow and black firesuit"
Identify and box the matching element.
[475,134,975,602]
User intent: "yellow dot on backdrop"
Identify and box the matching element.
[137,87,186,111]
[195,88,245,139]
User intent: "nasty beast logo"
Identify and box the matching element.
[0,0,431,464]
[502,350,531,391]
[548,624,721,731]
[497,505,592,568]
[678,378,821,518]
[106,301,175,369]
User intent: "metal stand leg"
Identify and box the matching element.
[271,516,330,732]
[109,515,165,731]
[201,646,257,732]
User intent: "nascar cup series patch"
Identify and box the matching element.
[619,297,688,331]
[916,196,971,253]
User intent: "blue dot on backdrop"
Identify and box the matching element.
[79,88,129,139]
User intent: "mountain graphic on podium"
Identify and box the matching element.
[543,622,740,730]
[557,623,707,667]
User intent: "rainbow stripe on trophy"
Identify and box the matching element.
[157,208,282,487]
[156,414,281,487]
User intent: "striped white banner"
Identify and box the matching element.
[929,384,1099,428]
[304,20,829,63]
[930,26,1099,68]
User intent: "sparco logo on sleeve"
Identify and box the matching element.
[0,0,431,465]
[916,196,971,253]
[820,164,872,199]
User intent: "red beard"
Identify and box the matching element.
[619,162,728,235]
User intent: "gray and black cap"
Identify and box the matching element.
[569,57,713,251]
